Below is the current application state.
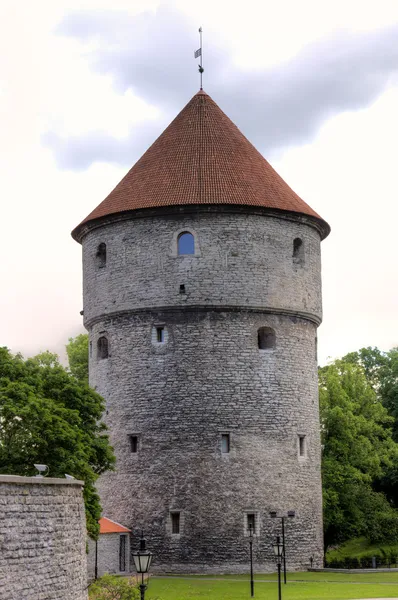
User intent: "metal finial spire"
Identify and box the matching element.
[194,27,204,90]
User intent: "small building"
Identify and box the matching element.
[87,517,131,580]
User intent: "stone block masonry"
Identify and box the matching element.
[81,207,324,573]
[0,475,87,600]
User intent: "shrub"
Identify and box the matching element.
[326,558,344,568]
[89,575,139,600]
[359,554,375,568]
[346,556,360,569]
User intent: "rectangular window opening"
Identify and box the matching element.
[156,327,165,343]
[246,513,256,534]
[171,512,180,534]
[221,433,230,454]
[299,435,306,457]
[129,435,138,453]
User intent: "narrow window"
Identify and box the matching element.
[96,243,107,268]
[89,341,92,358]
[156,327,165,343]
[177,232,195,255]
[97,336,108,359]
[179,284,186,294]
[171,512,180,534]
[129,435,138,453]
[247,513,256,534]
[221,433,230,454]
[299,435,306,457]
[293,238,304,265]
[258,327,276,350]
[119,535,127,572]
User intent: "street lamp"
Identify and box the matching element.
[132,531,153,600]
[273,535,283,600]
[248,525,254,597]
[270,510,295,583]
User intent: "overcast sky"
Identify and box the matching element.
[1,0,397,365]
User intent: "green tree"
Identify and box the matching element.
[343,346,398,507]
[320,359,398,549]
[343,346,390,389]
[66,333,89,384]
[0,347,115,539]
[379,348,398,440]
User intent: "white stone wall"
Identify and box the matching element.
[87,533,131,580]
[0,475,87,600]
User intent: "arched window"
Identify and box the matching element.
[96,243,107,268]
[97,336,109,359]
[177,232,195,255]
[258,327,276,350]
[293,238,304,265]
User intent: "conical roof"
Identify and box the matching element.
[72,90,329,241]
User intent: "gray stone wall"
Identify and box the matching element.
[80,208,324,573]
[82,209,322,328]
[87,533,131,580]
[0,475,87,600]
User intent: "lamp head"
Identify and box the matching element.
[273,535,283,560]
[34,464,48,477]
[132,530,153,574]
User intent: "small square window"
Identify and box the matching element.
[298,435,306,457]
[221,433,230,454]
[171,512,180,534]
[157,327,165,343]
[258,327,276,350]
[129,435,138,453]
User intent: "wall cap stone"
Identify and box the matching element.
[0,474,84,486]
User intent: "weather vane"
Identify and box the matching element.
[194,27,204,90]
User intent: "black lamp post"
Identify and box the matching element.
[132,531,153,600]
[273,535,283,600]
[270,510,295,584]
[249,525,254,597]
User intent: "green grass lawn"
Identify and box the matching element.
[146,572,398,600]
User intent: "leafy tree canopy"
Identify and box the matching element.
[319,358,398,550]
[67,333,89,385]
[0,347,115,539]
[343,346,398,507]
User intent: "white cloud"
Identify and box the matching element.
[0,0,397,365]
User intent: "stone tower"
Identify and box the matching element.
[72,90,330,573]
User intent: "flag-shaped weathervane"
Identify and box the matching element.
[194,27,204,89]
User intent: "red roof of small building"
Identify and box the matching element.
[72,90,329,241]
[99,517,131,534]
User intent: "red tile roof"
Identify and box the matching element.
[72,90,329,240]
[99,517,131,534]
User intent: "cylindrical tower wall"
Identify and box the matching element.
[82,210,324,572]
[82,210,322,326]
